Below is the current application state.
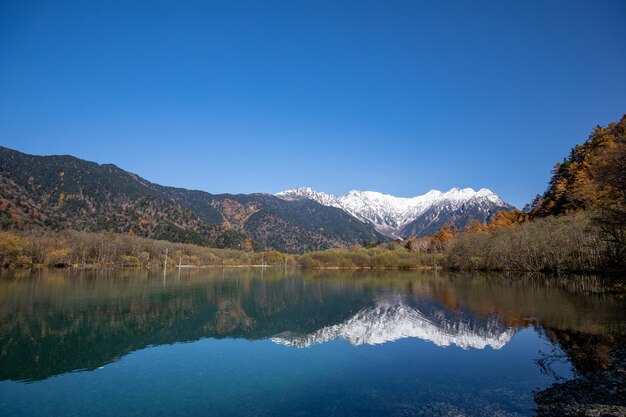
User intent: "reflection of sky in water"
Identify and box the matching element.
[0,330,570,417]
[0,269,623,417]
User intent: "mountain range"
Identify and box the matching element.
[0,146,512,252]
[277,187,513,239]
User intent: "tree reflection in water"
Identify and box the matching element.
[0,268,624,382]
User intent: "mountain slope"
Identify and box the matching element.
[0,147,384,252]
[0,146,229,246]
[159,188,384,252]
[277,187,514,238]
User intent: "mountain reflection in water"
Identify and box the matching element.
[271,295,515,349]
[0,268,623,384]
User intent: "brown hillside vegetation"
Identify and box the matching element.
[445,114,626,272]
[532,114,626,216]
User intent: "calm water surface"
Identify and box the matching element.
[0,269,624,417]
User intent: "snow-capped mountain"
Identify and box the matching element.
[276,187,513,238]
[271,295,515,350]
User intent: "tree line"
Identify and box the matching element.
[1,115,623,273]
[0,229,443,270]
[0,229,294,269]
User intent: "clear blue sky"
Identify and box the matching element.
[1,0,625,207]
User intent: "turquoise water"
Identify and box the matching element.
[0,269,624,416]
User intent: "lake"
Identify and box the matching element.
[0,268,624,417]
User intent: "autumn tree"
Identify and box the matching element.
[0,232,28,266]
[532,115,626,216]
[488,209,528,230]
[429,223,457,252]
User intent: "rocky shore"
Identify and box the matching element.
[534,347,626,417]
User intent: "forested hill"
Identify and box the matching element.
[0,147,233,247]
[531,114,626,217]
[0,147,384,252]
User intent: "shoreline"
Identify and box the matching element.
[2,263,623,274]
[1,263,442,271]
[534,346,626,416]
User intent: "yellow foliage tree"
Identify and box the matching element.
[0,232,28,265]
[430,223,457,252]
[45,248,72,265]
[487,209,528,231]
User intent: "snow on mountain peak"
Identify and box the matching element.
[271,296,515,350]
[276,186,511,238]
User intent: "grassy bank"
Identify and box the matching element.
[0,229,441,270]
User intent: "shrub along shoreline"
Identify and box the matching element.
[0,229,443,270]
[0,209,622,275]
